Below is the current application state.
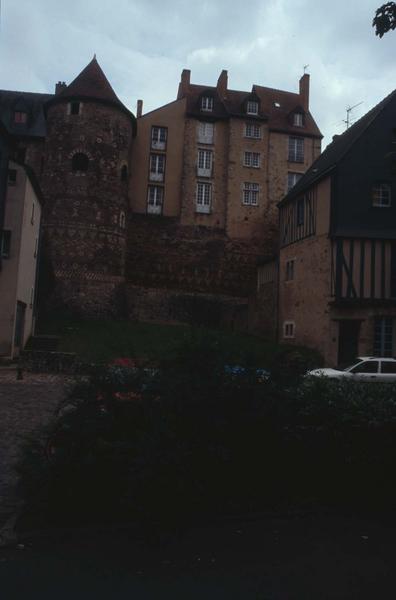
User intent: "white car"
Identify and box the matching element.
[307,357,396,383]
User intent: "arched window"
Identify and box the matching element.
[121,165,128,182]
[72,153,89,173]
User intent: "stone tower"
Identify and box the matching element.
[41,57,136,315]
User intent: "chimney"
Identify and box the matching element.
[177,69,191,99]
[299,73,310,111]
[55,81,67,95]
[136,99,143,118]
[216,70,228,99]
[332,134,340,142]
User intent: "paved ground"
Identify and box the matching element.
[0,368,69,527]
[1,512,396,599]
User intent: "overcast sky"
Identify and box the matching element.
[1,0,395,148]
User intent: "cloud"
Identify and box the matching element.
[0,0,394,146]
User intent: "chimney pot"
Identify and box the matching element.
[55,81,67,95]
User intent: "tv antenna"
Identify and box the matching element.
[343,101,363,129]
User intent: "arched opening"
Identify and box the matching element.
[72,153,89,173]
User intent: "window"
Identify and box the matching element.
[350,361,379,374]
[293,113,303,127]
[197,122,214,144]
[285,259,295,281]
[29,286,34,308]
[31,202,35,225]
[381,361,396,374]
[197,149,212,176]
[244,152,260,168]
[283,321,295,338]
[149,154,165,181]
[296,198,305,226]
[288,136,304,162]
[245,123,261,139]
[287,172,303,192]
[246,100,259,115]
[121,165,128,182]
[70,102,80,115]
[374,317,393,357]
[151,126,167,150]
[1,230,11,258]
[372,183,391,207]
[34,237,38,258]
[72,153,89,173]
[242,182,259,206]
[14,111,27,124]
[196,182,212,213]
[147,185,164,215]
[201,96,213,112]
[8,169,17,185]
[119,211,126,228]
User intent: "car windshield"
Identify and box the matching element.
[337,359,360,371]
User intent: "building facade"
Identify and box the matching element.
[0,131,42,357]
[0,58,321,327]
[277,91,396,365]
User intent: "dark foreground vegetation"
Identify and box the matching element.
[17,333,396,529]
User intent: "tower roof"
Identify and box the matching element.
[47,57,135,122]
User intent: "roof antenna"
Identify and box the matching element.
[303,64,309,74]
[343,101,363,129]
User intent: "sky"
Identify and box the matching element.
[1,0,395,148]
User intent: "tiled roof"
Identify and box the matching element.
[280,89,396,204]
[182,81,321,137]
[0,90,53,138]
[48,57,134,120]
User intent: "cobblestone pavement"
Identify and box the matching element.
[0,369,70,527]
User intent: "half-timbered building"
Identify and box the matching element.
[277,90,396,365]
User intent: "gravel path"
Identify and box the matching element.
[0,369,69,527]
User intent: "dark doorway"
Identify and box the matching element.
[14,301,26,352]
[338,320,361,365]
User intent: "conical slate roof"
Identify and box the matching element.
[47,56,134,120]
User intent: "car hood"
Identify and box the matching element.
[307,368,346,377]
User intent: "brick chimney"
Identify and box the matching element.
[216,70,228,99]
[55,81,67,95]
[177,69,191,99]
[136,99,143,118]
[299,74,309,111]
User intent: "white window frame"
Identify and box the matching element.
[283,321,295,339]
[197,149,213,177]
[149,153,165,182]
[246,100,259,115]
[244,151,260,168]
[147,185,164,215]
[287,172,303,192]
[245,123,261,139]
[196,182,212,214]
[288,137,304,163]
[151,126,167,150]
[201,96,214,112]
[242,182,259,206]
[293,113,303,127]
[372,183,391,207]
[197,122,214,144]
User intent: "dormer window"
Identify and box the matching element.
[293,112,304,127]
[14,111,27,124]
[246,100,259,115]
[201,96,213,112]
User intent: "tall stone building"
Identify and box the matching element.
[0,58,322,326]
